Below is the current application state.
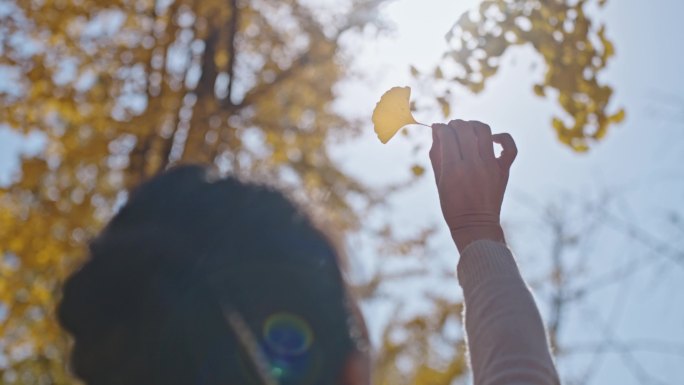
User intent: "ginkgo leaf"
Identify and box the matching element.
[372,86,424,144]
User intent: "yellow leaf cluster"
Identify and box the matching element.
[423,0,625,152]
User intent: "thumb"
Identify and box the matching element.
[492,133,517,174]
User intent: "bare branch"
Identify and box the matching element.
[225,0,239,105]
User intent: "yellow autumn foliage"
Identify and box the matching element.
[425,0,625,151]
[0,0,430,383]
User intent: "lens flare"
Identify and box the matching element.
[263,312,313,356]
[259,312,319,382]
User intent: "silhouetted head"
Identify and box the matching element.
[57,165,369,385]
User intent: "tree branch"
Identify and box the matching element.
[226,0,239,106]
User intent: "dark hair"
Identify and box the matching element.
[57,165,364,385]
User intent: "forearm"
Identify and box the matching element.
[458,240,560,385]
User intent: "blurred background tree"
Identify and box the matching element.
[419,0,625,152]
[0,0,390,382]
[0,0,636,384]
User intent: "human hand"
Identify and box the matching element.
[429,120,517,253]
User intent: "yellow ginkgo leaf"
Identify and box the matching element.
[372,86,424,144]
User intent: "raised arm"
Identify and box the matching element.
[430,120,560,385]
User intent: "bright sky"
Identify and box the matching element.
[1,0,683,384]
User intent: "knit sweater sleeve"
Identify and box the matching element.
[457,240,561,385]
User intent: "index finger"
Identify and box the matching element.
[435,123,464,165]
[430,124,443,185]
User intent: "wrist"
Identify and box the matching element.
[450,225,505,253]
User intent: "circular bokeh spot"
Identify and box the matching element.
[263,312,314,356]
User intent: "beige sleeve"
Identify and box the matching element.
[457,240,561,385]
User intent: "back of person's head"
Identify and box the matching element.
[57,165,368,385]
